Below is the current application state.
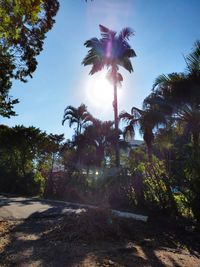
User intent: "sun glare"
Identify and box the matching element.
[85,71,122,110]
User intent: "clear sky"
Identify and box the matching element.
[2,0,200,139]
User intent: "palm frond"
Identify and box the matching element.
[63,105,77,113]
[153,74,171,89]
[83,25,135,75]
[131,106,143,117]
[84,38,100,48]
[119,58,133,73]
[123,125,135,140]
[117,72,123,82]
[185,40,200,74]
[78,103,87,113]
[119,111,133,122]
[123,48,136,58]
[69,118,78,128]
[90,60,104,74]
[82,50,100,66]
[99,24,116,39]
[153,73,185,90]
[119,27,134,40]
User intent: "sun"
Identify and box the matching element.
[85,71,122,109]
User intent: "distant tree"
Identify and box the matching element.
[60,139,77,174]
[49,134,65,169]
[0,125,54,194]
[120,107,166,161]
[0,47,19,118]
[62,104,92,135]
[83,119,115,167]
[44,133,64,197]
[82,24,136,167]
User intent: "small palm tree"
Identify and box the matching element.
[62,104,91,135]
[82,25,136,167]
[83,119,115,166]
[120,107,166,161]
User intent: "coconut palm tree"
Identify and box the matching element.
[82,25,136,167]
[62,104,91,135]
[120,107,166,161]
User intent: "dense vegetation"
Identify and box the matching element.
[0,41,199,227]
[0,2,199,229]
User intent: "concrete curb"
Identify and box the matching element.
[0,194,148,222]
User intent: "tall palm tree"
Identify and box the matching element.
[62,104,91,135]
[82,25,136,167]
[120,107,166,161]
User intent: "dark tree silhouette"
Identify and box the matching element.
[120,107,166,161]
[0,0,59,116]
[62,104,92,135]
[82,24,136,167]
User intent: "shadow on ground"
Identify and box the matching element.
[0,207,200,267]
[0,195,60,208]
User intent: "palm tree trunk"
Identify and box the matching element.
[192,131,199,153]
[144,131,154,162]
[76,122,80,136]
[147,143,153,162]
[113,82,120,167]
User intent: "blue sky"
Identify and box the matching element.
[2,0,200,139]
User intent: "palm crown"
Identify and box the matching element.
[62,104,91,135]
[148,40,200,109]
[120,107,166,161]
[82,25,136,75]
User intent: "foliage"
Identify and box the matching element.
[171,145,200,222]
[123,148,177,212]
[0,47,19,118]
[1,38,200,226]
[144,40,200,113]
[82,119,116,167]
[62,104,92,135]
[120,107,166,161]
[0,0,59,117]
[82,24,136,75]
[0,0,59,82]
[0,125,56,195]
[44,133,65,197]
